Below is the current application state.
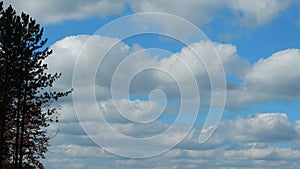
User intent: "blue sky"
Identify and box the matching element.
[5,0,300,168]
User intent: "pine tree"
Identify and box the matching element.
[0,2,72,168]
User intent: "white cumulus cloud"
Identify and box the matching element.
[4,0,294,28]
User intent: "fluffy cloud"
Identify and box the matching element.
[48,35,300,111]
[45,34,300,168]
[245,49,300,100]
[4,0,125,24]
[226,0,292,26]
[48,34,245,105]
[228,49,300,109]
[216,113,296,143]
[178,113,297,150]
[4,0,294,27]
[48,33,300,110]
[98,99,168,124]
[130,0,292,27]
[47,33,300,119]
[44,113,300,169]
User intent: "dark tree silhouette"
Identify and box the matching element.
[0,2,72,168]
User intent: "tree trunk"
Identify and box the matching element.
[0,106,5,169]
[0,56,9,169]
